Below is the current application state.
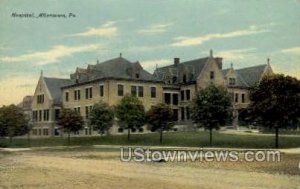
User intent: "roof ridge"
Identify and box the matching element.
[235,64,267,71]
[43,77,72,80]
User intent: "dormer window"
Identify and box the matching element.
[210,71,215,80]
[172,76,177,84]
[229,78,236,86]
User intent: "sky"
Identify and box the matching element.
[0,0,299,106]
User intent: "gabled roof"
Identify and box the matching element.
[223,64,268,88]
[235,64,267,87]
[43,77,74,105]
[72,57,154,83]
[154,57,209,82]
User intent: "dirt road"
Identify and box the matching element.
[0,148,299,189]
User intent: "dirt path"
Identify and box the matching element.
[1,150,300,189]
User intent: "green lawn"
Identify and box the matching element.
[0,131,299,149]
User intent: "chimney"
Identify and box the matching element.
[174,58,180,66]
[267,58,270,65]
[210,49,213,57]
[215,57,223,69]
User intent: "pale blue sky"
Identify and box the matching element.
[0,0,299,105]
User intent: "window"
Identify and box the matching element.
[164,93,171,104]
[118,128,124,133]
[85,87,93,99]
[74,107,81,115]
[189,73,194,81]
[210,71,215,80]
[172,94,178,105]
[43,109,49,121]
[43,128,49,136]
[65,92,69,102]
[186,107,190,120]
[118,84,124,96]
[32,111,38,121]
[85,106,93,119]
[38,129,42,135]
[183,75,187,83]
[235,93,239,103]
[74,90,81,100]
[37,94,44,104]
[85,88,88,99]
[181,107,185,120]
[99,85,104,97]
[181,90,185,101]
[131,86,137,97]
[150,87,156,98]
[173,109,178,121]
[229,78,236,86]
[138,86,143,97]
[131,86,144,97]
[186,90,191,100]
[172,76,177,84]
[55,109,60,121]
[85,106,88,118]
[39,110,42,121]
[89,88,92,98]
[32,129,37,135]
[242,94,245,103]
[135,73,139,78]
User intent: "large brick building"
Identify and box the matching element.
[30,50,273,136]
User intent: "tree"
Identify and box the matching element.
[58,109,84,145]
[0,105,29,144]
[89,101,114,135]
[146,103,174,144]
[191,85,232,146]
[115,95,145,141]
[248,74,300,148]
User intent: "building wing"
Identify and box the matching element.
[43,77,74,105]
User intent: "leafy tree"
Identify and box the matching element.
[248,74,300,148]
[146,103,174,144]
[115,95,145,141]
[58,109,84,145]
[89,101,114,135]
[191,85,232,146]
[0,105,29,144]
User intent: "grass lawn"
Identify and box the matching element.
[0,131,299,148]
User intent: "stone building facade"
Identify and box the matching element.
[30,50,273,136]
[31,73,73,136]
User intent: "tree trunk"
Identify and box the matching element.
[127,128,131,141]
[209,128,213,146]
[275,127,279,148]
[68,129,71,145]
[160,129,163,144]
[27,132,30,146]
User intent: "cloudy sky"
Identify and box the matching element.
[0,0,299,106]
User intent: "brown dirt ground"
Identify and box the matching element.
[0,148,299,189]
